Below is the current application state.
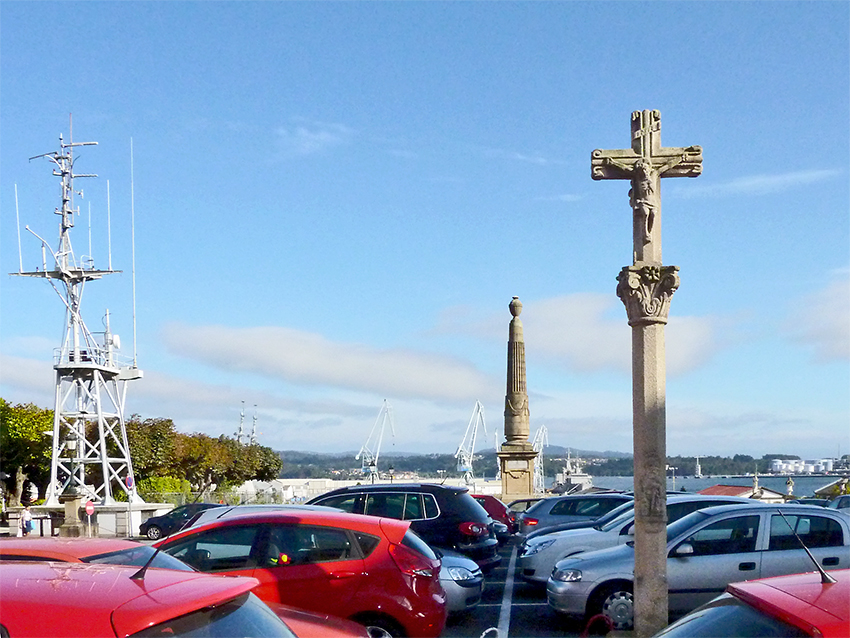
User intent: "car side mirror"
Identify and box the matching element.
[625,524,635,536]
[673,543,694,556]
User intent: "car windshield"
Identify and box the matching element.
[598,509,637,532]
[84,546,195,572]
[592,501,635,528]
[131,592,296,638]
[666,510,711,542]
[653,593,809,637]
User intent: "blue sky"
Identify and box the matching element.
[1,2,848,461]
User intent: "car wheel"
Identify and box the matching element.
[358,616,405,638]
[597,584,634,631]
[145,525,163,540]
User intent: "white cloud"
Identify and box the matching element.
[274,118,354,157]
[784,273,850,363]
[160,323,496,402]
[672,169,842,199]
[0,354,54,404]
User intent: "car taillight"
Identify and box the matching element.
[524,518,539,526]
[459,521,489,537]
[388,542,434,578]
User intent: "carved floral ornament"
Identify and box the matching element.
[616,264,680,326]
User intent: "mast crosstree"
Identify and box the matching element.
[14,129,144,506]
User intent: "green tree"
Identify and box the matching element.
[122,415,178,481]
[0,399,54,505]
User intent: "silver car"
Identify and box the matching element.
[437,549,484,614]
[546,503,850,631]
[518,495,757,584]
[517,493,633,539]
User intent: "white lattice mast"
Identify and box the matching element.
[250,405,258,445]
[14,127,144,506]
[531,425,549,494]
[455,400,487,485]
[236,401,245,445]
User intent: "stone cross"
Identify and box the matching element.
[591,110,702,637]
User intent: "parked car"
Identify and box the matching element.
[524,498,637,542]
[0,560,365,638]
[438,548,485,614]
[186,503,341,529]
[652,568,850,638]
[140,502,224,539]
[0,536,194,571]
[307,483,501,572]
[789,498,831,507]
[827,495,850,512]
[507,497,542,515]
[547,503,850,631]
[517,493,633,538]
[473,494,517,535]
[519,495,759,584]
[154,508,447,637]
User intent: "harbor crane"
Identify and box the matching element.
[356,400,395,483]
[532,425,549,495]
[455,401,487,486]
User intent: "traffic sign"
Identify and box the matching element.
[85,500,95,516]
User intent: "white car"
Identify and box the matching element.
[518,495,759,584]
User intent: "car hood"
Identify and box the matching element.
[553,542,635,572]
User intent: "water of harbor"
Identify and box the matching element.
[586,475,842,497]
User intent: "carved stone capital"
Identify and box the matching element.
[616,264,680,326]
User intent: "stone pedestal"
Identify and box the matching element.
[58,494,84,537]
[498,445,538,502]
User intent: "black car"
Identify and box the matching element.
[307,483,501,572]
[139,502,224,540]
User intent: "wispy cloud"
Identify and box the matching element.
[161,323,496,403]
[481,147,565,166]
[673,169,842,199]
[274,117,355,157]
[784,272,850,363]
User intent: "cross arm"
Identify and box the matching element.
[591,145,703,180]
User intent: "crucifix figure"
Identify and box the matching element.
[592,109,702,264]
[591,110,702,637]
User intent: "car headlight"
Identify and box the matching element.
[551,568,582,582]
[446,566,476,581]
[521,538,556,556]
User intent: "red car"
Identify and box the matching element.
[155,509,447,638]
[0,537,367,637]
[473,494,517,534]
[0,560,363,638]
[653,569,850,638]
[0,536,193,571]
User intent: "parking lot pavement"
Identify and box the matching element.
[441,540,588,638]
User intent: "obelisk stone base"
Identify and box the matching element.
[498,444,538,502]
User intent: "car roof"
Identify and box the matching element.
[0,536,146,561]
[157,508,412,546]
[315,482,469,495]
[727,569,850,637]
[0,561,259,637]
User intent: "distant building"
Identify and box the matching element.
[769,459,834,474]
[699,484,786,503]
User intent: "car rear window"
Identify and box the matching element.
[653,593,808,638]
[456,492,490,522]
[401,530,437,560]
[131,592,296,638]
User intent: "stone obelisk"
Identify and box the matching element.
[591,110,702,637]
[498,297,538,501]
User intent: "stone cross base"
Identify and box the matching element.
[58,495,85,537]
[498,446,538,502]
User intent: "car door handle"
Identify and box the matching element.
[329,571,359,579]
[738,562,757,571]
[823,557,839,566]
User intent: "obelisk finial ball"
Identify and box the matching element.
[509,296,522,317]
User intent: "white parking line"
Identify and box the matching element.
[497,546,518,637]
